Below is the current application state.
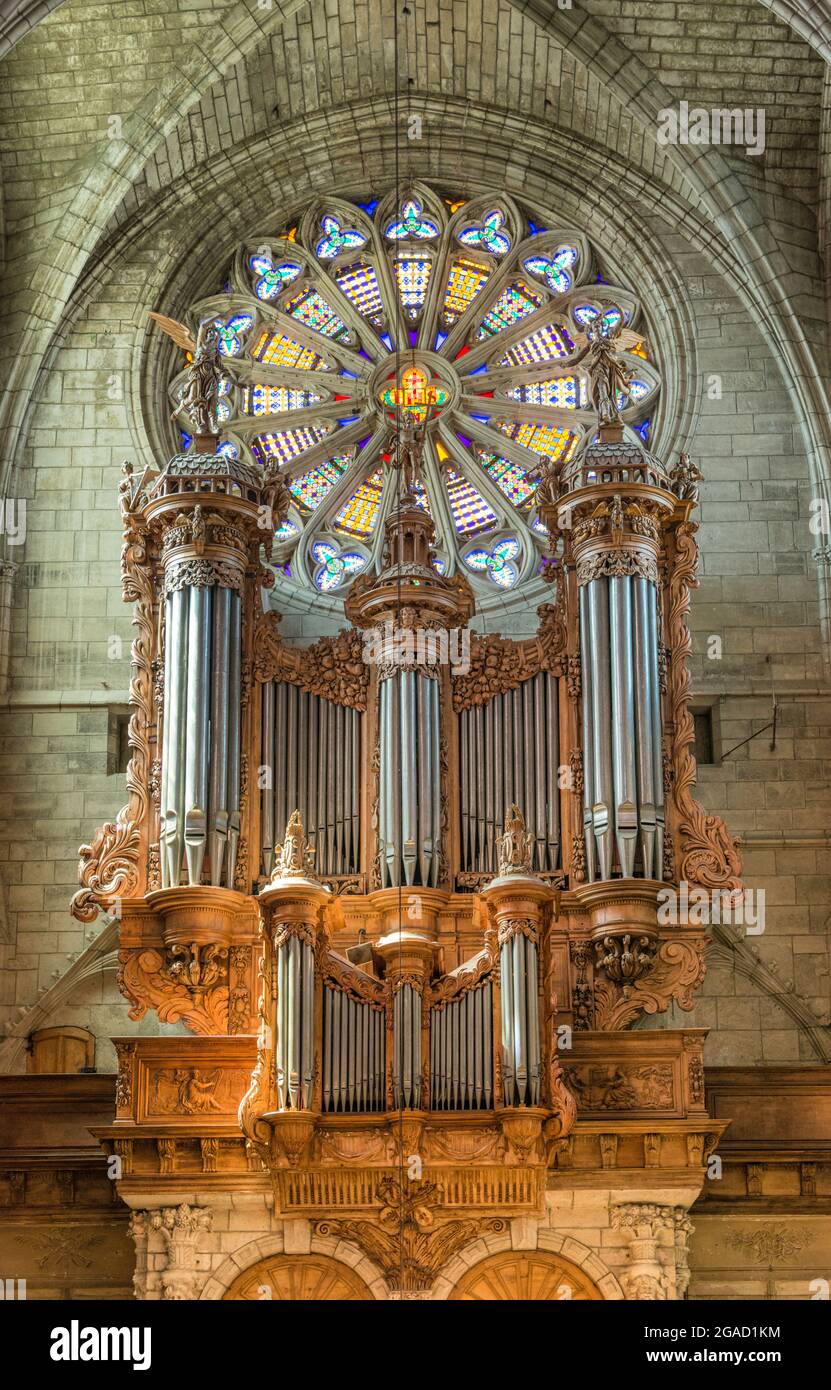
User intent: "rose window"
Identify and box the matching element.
[168,183,660,610]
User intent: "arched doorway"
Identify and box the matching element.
[450,1251,603,1300]
[223,1254,372,1301]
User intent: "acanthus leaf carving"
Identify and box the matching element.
[253,607,368,710]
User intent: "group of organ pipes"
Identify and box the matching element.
[84,392,733,1184]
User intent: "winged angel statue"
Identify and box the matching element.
[149,312,222,439]
[571,310,640,428]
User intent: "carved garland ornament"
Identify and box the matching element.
[253,608,368,710]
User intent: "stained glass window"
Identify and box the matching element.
[385,198,439,241]
[464,537,520,588]
[252,331,328,370]
[253,423,332,466]
[506,376,586,409]
[249,252,301,300]
[242,385,323,415]
[476,281,543,339]
[290,455,351,511]
[522,247,578,294]
[497,321,575,367]
[444,468,498,534]
[316,214,367,260]
[179,184,659,606]
[442,257,491,324]
[283,287,350,341]
[496,419,578,460]
[479,452,538,506]
[312,540,367,591]
[334,262,385,325]
[215,313,253,356]
[393,253,432,319]
[334,469,384,537]
[458,209,511,256]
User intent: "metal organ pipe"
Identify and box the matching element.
[391,984,422,1109]
[429,983,493,1111]
[499,932,541,1106]
[609,576,638,878]
[321,989,384,1113]
[274,934,315,1111]
[579,572,665,882]
[459,672,561,875]
[209,585,232,886]
[225,592,242,888]
[261,682,362,880]
[378,670,442,889]
[160,581,241,890]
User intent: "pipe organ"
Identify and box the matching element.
[260,680,362,879]
[377,667,442,888]
[81,379,743,1298]
[160,542,243,890]
[459,671,561,875]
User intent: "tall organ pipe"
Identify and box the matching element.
[208,585,232,886]
[392,984,422,1109]
[459,672,560,875]
[609,575,638,878]
[499,933,540,1106]
[274,935,315,1110]
[225,592,242,889]
[579,573,665,882]
[378,671,442,889]
[184,585,211,885]
[261,683,362,879]
[161,581,241,891]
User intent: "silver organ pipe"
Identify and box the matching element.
[378,670,442,889]
[160,581,242,890]
[391,984,422,1109]
[208,585,232,886]
[499,933,541,1106]
[321,988,385,1112]
[261,681,362,879]
[579,572,665,882]
[274,934,315,1111]
[225,591,242,888]
[429,982,493,1111]
[459,672,561,874]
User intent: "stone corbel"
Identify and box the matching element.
[612,1201,677,1300]
[149,1204,213,1301]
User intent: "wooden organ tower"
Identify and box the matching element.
[72,385,744,1301]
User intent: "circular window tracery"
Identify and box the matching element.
[168,183,660,609]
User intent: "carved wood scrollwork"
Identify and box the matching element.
[118,947,229,1035]
[450,601,567,711]
[72,464,155,922]
[667,517,742,891]
[252,607,368,710]
[593,938,706,1031]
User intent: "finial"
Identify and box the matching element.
[272,810,317,881]
[497,803,535,878]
